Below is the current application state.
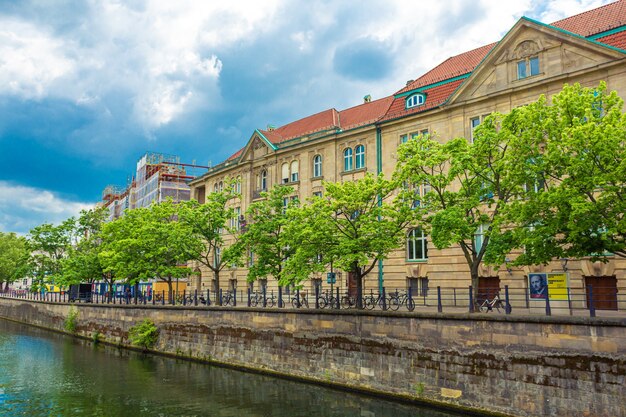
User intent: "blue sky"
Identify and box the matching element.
[0,0,612,234]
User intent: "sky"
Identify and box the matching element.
[0,0,613,234]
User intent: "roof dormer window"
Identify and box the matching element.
[406,93,426,109]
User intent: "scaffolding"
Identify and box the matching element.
[100,152,208,220]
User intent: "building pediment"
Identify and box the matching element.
[448,17,626,104]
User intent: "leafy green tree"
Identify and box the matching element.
[60,207,112,289]
[179,189,244,297]
[395,118,526,291]
[0,232,30,291]
[27,219,75,290]
[99,199,203,294]
[282,174,413,307]
[504,82,626,262]
[242,186,296,287]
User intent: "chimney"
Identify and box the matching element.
[406,79,414,86]
[363,94,372,103]
[267,124,276,131]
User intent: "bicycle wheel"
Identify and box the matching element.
[291,297,300,308]
[363,296,375,310]
[317,297,327,309]
[266,296,276,308]
[251,296,259,307]
[406,297,415,311]
[388,296,400,311]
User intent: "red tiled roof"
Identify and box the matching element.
[258,108,340,144]
[381,79,465,122]
[551,0,626,37]
[338,96,394,130]
[227,148,243,161]
[596,30,626,49]
[219,1,626,167]
[396,43,497,95]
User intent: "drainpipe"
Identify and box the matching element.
[376,126,384,292]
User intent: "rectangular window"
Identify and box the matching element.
[529,56,539,76]
[400,129,428,144]
[474,224,487,254]
[517,60,527,79]
[407,228,428,261]
[470,117,480,143]
[312,191,323,198]
[291,172,299,182]
[408,277,429,297]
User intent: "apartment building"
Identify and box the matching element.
[189,1,626,307]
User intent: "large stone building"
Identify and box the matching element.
[189,1,626,308]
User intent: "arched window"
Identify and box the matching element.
[406,93,425,109]
[214,183,219,193]
[281,163,289,184]
[355,145,365,169]
[290,161,299,182]
[343,148,353,172]
[218,181,223,192]
[260,170,267,190]
[235,176,241,194]
[407,228,428,261]
[313,155,322,177]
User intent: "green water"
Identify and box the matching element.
[0,319,466,417]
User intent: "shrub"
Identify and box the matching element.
[128,319,159,350]
[64,306,78,333]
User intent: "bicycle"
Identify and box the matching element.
[291,292,309,308]
[317,291,338,309]
[222,291,236,306]
[250,291,276,307]
[340,293,358,309]
[479,295,504,313]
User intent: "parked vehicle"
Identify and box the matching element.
[68,284,92,303]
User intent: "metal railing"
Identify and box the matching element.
[1,285,623,318]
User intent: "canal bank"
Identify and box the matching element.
[0,298,624,417]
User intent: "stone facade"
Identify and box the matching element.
[1,298,624,417]
[188,7,626,303]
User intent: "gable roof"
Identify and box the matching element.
[380,0,626,124]
[395,43,497,95]
[551,0,626,37]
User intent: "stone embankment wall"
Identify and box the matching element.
[0,298,624,417]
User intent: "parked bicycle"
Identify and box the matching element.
[340,293,358,309]
[222,291,236,306]
[290,292,308,308]
[387,290,415,311]
[251,291,276,307]
[317,291,339,309]
[479,294,504,313]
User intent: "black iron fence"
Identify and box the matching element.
[1,285,623,318]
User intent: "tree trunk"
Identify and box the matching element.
[167,278,173,304]
[470,265,480,312]
[353,262,364,309]
[214,270,221,305]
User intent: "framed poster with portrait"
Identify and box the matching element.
[528,273,548,299]
[528,273,569,300]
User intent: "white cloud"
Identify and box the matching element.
[0,0,280,133]
[537,0,612,23]
[0,181,94,234]
[0,19,75,99]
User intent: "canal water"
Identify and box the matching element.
[0,319,466,417]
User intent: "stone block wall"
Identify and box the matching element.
[0,298,624,417]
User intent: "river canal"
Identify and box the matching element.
[0,318,468,417]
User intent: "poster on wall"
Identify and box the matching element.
[528,273,569,300]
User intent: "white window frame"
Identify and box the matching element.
[312,155,322,178]
[407,228,428,261]
[355,145,365,169]
[406,93,425,109]
[343,148,353,171]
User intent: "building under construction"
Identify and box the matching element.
[100,152,208,221]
